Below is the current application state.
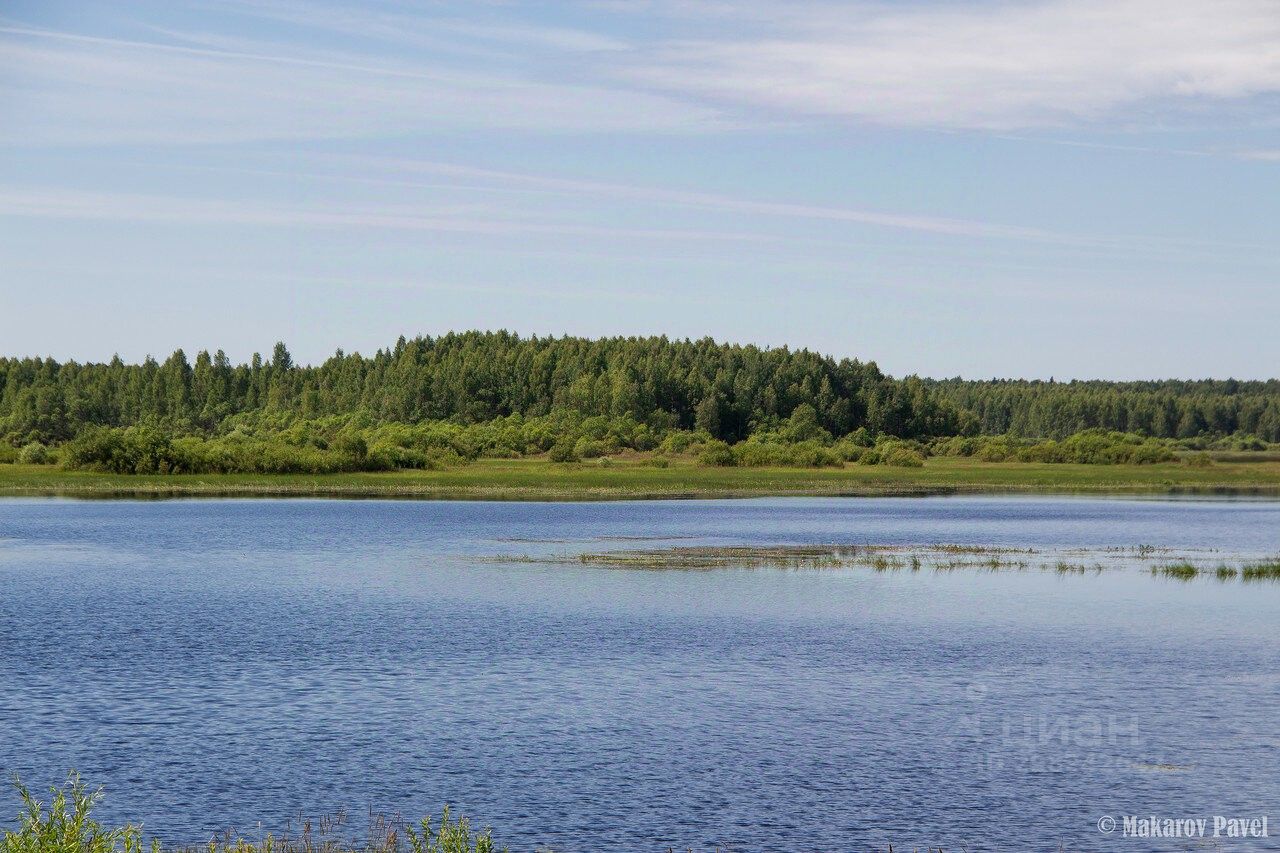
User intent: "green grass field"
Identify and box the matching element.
[3,455,1280,500]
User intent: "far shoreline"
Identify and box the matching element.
[3,456,1280,502]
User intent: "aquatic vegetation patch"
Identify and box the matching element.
[504,543,1053,573]
[1149,558,1280,583]
[1241,559,1280,581]
[496,542,1280,582]
[1154,562,1200,580]
[572,544,869,570]
[1054,561,1103,575]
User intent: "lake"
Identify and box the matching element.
[1,496,1278,852]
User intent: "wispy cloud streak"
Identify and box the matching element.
[0,187,770,243]
[0,22,718,144]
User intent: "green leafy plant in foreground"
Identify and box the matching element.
[2,776,505,853]
[1,773,154,853]
[404,808,500,853]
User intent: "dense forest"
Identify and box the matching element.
[0,333,969,443]
[1,332,1275,473]
[930,377,1280,441]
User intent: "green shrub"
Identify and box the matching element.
[630,428,658,452]
[785,440,841,467]
[698,440,735,466]
[1184,452,1214,467]
[725,438,839,468]
[1129,441,1175,464]
[62,426,185,475]
[932,435,979,457]
[17,442,52,465]
[658,430,703,454]
[876,438,928,457]
[832,440,868,462]
[334,433,368,461]
[1016,441,1062,463]
[779,404,833,444]
[977,439,1017,462]
[845,426,874,448]
[1055,430,1173,464]
[882,447,925,467]
[573,437,607,459]
[732,439,785,467]
[547,439,579,463]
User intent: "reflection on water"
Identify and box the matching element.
[1,496,1278,852]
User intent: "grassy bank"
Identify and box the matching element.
[3,455,1280,500]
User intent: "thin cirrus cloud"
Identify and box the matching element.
[72,151,1082,245]
[0,23,718,145]
[40,153,1272,263]
[343,155,1071,243]
[0,186,777,244]
[296,155,1280,258]
[616,0,1280,130]
[202,0,633,56]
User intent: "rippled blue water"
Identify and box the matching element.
[2,496,1279,852]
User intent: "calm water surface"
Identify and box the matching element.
[1,496,1279,852]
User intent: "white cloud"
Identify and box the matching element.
[619,0,1280,129]
[3,0,1278,146]
[4,0,1278,147]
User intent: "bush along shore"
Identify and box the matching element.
[0,414,1262,478]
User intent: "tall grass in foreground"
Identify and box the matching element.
[1,776,503,853]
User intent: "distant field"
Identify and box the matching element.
[3,455,1280,500]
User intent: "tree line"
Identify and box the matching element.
[0,332,969,445]
[928,377,1280,441]
[2,333,1277,455]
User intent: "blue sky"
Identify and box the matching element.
[1,0,1278,379]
